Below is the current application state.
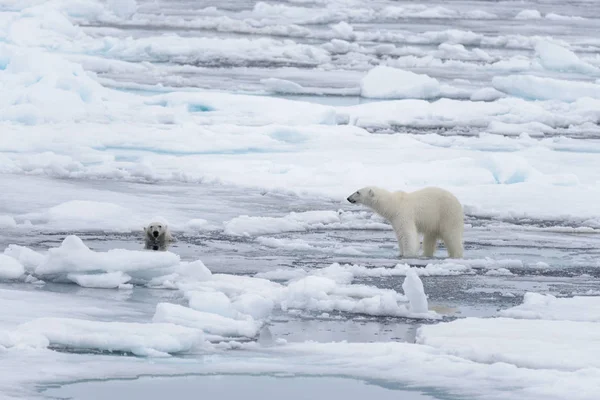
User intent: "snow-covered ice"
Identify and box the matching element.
[1,0,600,398]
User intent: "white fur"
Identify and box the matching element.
[347,186,464,258]
[143,221,174,251]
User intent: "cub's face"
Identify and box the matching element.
[144,222,167,239]
[347,187,375,204]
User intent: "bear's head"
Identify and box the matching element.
[347,187,377,205]
[144,222,168,239]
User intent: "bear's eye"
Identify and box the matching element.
[158,225,162,229]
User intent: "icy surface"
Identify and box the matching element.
[1,0,600,398]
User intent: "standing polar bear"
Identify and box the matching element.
[347,186,464,259]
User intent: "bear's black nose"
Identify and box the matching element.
[153,231,159,238]
[152,245,159,251]
[347,197,355,203]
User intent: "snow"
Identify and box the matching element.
[360,66,441,99]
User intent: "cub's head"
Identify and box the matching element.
[347,186,377,205]
[144,222,168,239]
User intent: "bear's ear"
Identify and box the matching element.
[368,188,374,197]
[143,227,147,232]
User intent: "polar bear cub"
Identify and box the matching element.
[347,186,464,259]
[143,221,174,251]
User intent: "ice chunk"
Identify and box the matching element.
[0,215,17,228]
[174,260,213,281]
[360,66,441,99]
[470,87,504,102]
[280,275,439,319]
[35,235,180,277]
[153,303,261,338]
[224,211,340,236]
[107,0,137,19]
[499,292,600,322]
[16,317,204,357]
[23,200,142,231]
[493,75,600,101]
[535,41,598,74]
[187,291,241,319]
[257,237,315,251]
[0,330,48,350]
[0,255,25,280]
[487,121,554,137]
[401,269,428,314]
[330,21,354,40]
[545,13,585,21]
[485,268,513,276]
[261,78,307,94]
[256,270,309,283]
[515,9,541,19]
[67,271,132,289]
[3,245,44,272]
[231,293,275,320]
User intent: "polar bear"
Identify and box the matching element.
[143,221,174,251]
[347,186,463,259]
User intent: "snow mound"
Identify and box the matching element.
[417,317,600,371]
[499,292,600,322]
[360,66,441,99]
[16,317,205,357]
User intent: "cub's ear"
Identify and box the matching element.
[368,189,374,196]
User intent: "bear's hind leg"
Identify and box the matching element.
[422,233,438,258]
[442,231,463,259]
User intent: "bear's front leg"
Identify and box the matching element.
[393,223,419,258]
